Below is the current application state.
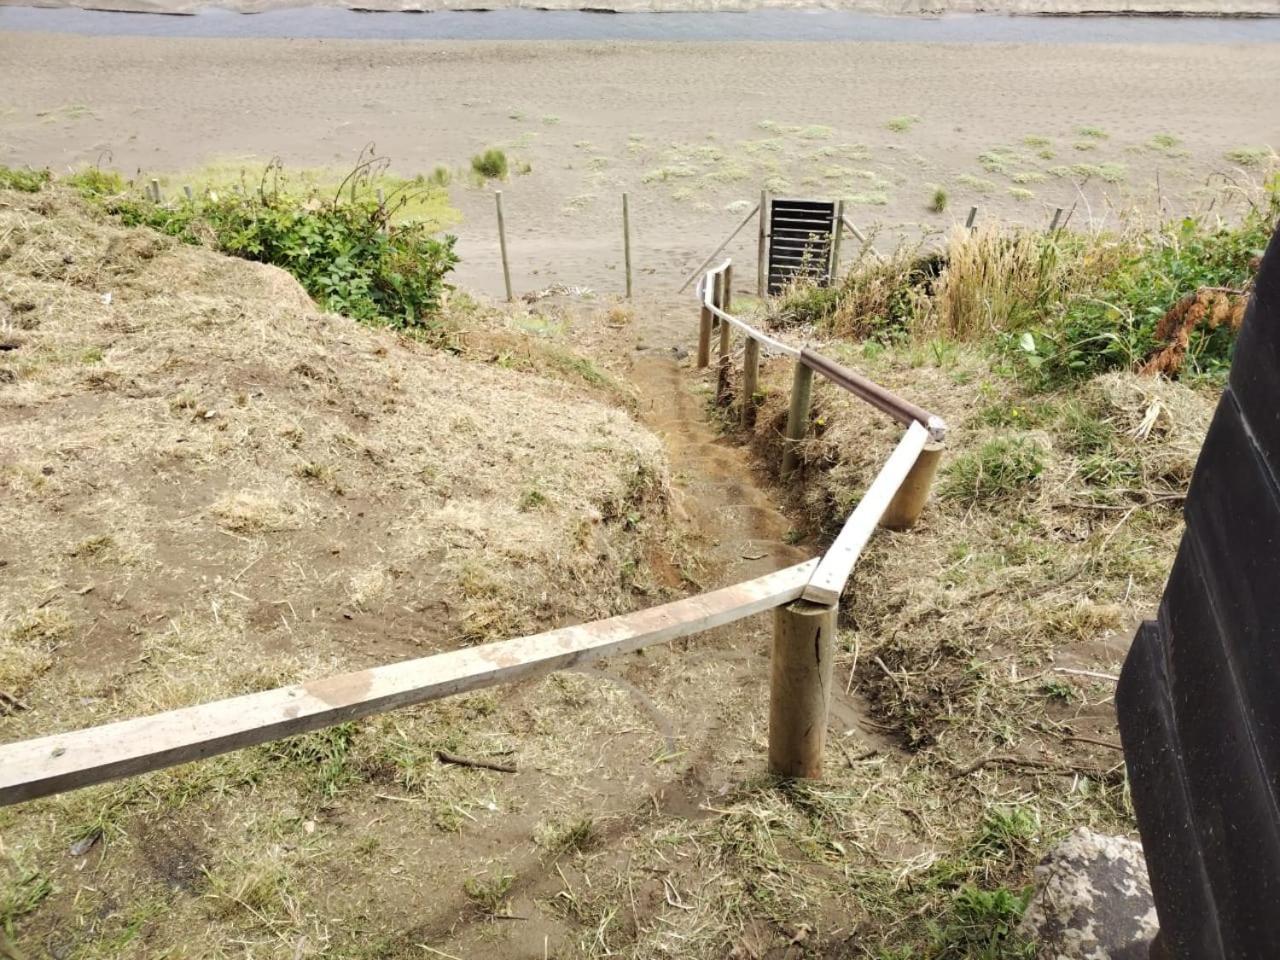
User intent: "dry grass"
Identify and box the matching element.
[685,327,1218,953]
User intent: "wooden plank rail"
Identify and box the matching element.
[0,559,818,806]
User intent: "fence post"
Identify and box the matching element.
[183,185,193,201]
[757,189,768,299]
[697,282,713,369]
[740,336,760,428]
[879,441,945,530]
[830,199,845,279]
[495,191,513,303]
[623,192,633,300]
[965,206,978,231]
[780,361,814,480]
[769,599,838,779]
[716,267,733,403]
[1048,207,1064,233]
[150,178,162,203]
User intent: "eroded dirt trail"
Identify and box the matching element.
[623,297,811,585]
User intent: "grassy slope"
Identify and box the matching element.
[0,186,681,957]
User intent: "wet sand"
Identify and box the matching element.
[1,33,1276,296]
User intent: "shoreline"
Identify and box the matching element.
[3,1,1278,19]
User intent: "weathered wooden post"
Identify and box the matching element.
[495,191,513,303]
[622,192,633,300]
[757,189,768,298]
[1048,207,1064,233]
[780,360,814,480]
[716,267,733,403]
[150,178,162,203]
[697,275,713,369]
[769,599,838,778]
[965,206,978,231]
[740,336,760,428]
[830,199,846,278]
[879,441,944,530]
[183,185,193,202]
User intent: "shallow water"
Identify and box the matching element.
[1,5,1279,41]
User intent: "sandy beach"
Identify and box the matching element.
[3,0,1278,16]
[1,33,1276,296]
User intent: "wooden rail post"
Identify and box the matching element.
[496,190,513,303]
[965,206,978,231]
[697,284,713,369]
[780,361,814,480]
[623,192,633,300]
[717,266,733,403]
[757,189,768,298]
[741,336,760,428]
[830,199,845,278]
[769,599,838,779]
[879,441,944,530]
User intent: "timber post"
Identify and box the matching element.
[830,199,845,278]
[768,599,838,779]
[879,440,944,530]
[623,192,633,299]
[697,284,713,369]
[780,361,814,480]
[740,336,760,428]
[496,190,513,303]
[757,189,768,298]
[717,265,733,403]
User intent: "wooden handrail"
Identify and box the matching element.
[0,559,818,806]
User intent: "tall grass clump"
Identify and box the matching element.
[924,226,1080,340]
[774,247,942,342]
[471,148,509,181]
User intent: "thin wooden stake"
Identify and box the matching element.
[1048,207,1064,233]
[150,178,161,203]
[965,206,978,230]
[780,361,814,480]
[830,199,845,279]
[622,192,633,300]
[741,337,760,428]
[769,599,838,779]
[716,268,733,403]
[495,191,513,303]
[757,189,768,298]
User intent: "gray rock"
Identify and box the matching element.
[1017,827,1160,960]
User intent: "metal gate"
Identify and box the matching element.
[766,198,838,295]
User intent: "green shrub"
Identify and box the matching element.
[0,165,51,192]
[930,187,949,213]
[471,148,509,180]
[65,167,125,197]
[943,437,1045,502]
[100,186,457,331]
[1024,209,1274,384]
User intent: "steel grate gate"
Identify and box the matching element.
[766,198,838,295]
